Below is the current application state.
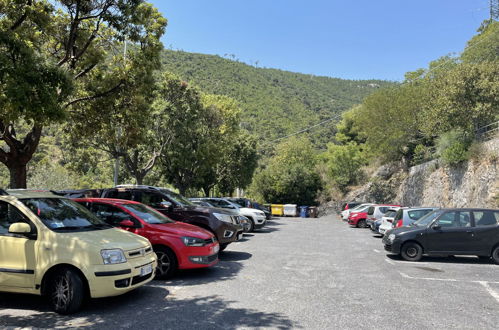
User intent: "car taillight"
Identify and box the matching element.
[395,220,403,228]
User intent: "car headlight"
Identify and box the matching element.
[213,212,233,223]
[182,236,206,247]
[388,234,396,242]
[101,249,126,264]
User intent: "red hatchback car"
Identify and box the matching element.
[75,198,219,279]
[348,210,369,227]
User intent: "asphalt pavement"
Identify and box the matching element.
[1,214,498,329]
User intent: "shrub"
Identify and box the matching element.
[436,129,472,166]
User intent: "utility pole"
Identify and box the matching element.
[114,39,126,186]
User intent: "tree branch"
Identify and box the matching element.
[64,81,124,108]
[9,0,32,31]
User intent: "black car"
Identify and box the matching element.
[383,208,499,263]
[57,185,244,250]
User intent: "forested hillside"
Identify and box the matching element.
[160,50,395,147]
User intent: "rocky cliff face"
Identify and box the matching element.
[345,139,499,208]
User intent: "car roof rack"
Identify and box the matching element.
[115,184,161,191]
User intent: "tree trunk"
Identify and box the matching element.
[202,186,211,197]
[8,164,27,189]
[0,123,42,189]
[135,173,145,185]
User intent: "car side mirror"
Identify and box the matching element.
[119,219,136,228]
[9,222,32,235]
[432,224,441,230]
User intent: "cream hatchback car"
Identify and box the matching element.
[0,190,156,314]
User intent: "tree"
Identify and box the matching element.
[249,137,321,205]
[320,142,365,191]
[0,0,166,188]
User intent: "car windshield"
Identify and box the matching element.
[160,189,194,207]
[122,203,174,224]
[412,209,443,227]
[21,198,108,231]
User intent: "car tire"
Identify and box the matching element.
[401,242,423,262]
[357,219,367,228]
[47,268,85,314]
[246,217,255,232]
[155,247,177,279]
[492,246,499,265]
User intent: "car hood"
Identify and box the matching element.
[387,225,425,236]
[61,227,150,251]
[149,222,213,239]
[240,207,264,216]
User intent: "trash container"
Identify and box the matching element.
[299,206,309,218]
[271,204,284,216]
[309,206,318,218]
[283,204,298,217]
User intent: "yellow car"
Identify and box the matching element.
[0,189,157,314]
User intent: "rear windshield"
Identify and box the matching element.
[122,203,174,224]
[367,207,375,215]
[21,198,109,231]
[379,207,389,214]
[384,210,397,218]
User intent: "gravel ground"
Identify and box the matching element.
[1,214,498,329]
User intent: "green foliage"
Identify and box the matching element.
[461,21,499,64]
[320,142,365,191]
[160,50,394,149]
[436,129,472,166]
[249,137,322,205]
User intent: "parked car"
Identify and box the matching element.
[383,208,499,263]
[377,208,401,235]
[0,189,156,314]
[347,205,372,227]
[57,185,244,251]
[75,198,220,279]
[341,203,373,221]
[191,198,266,232]
[370,218,383,234]
[227,197,272,220]
[392,207,439,228]
[366,204,401,229]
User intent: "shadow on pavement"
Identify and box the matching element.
[385,254,494,265]
[0,286,296,329]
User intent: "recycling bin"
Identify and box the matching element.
[299,206,309,218]
[271,204,284,216]
[283,204,298,217]
[309,206,318,218]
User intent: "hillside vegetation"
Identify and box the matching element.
[160,50,394,147]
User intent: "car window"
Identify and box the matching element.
[473,211,499,227]
[122,203,174,224]
[106,190,133,200]
[379,207,389,214]
[384,210,396,218]
[458,212,471,227]
[140,192,166,208]
[91,203,134,226]
[0,201,32,235]
[367,207,375,215]
[435,211,460,228]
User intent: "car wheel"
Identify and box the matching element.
[155,247,177,279]
[246,217,255,232]
[357,219,367,228]
[401,242,423,262]
[492,246,499,265]
[48,268,84,314]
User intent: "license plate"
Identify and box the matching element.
[212,244,220,254]
[140,264,153,276]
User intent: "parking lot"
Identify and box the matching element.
[1,214,498,329]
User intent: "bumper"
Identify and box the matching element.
[178,242,220,270]
[215,223,241,245]
[383,240,402,254]
[254,216,267,228]
[89,253,157,298]
[348,218,359,226]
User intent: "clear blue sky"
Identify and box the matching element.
[150,0,490,81]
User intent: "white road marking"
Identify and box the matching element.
[384,258,395,265]
[373,249,380,253]
[478,281,499,304]
[399,271,499,305]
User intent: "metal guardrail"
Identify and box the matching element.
[411,120,498,166]
[475,121,499,142]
